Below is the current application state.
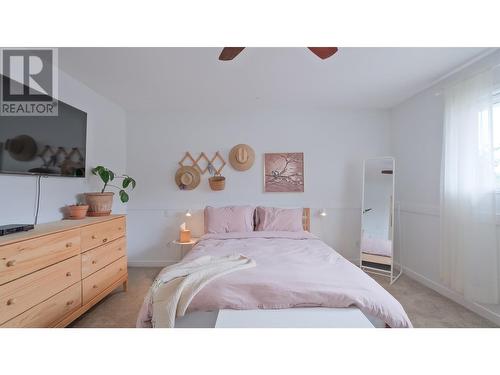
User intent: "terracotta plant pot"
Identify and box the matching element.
[67,205,89,220]
[85,192,114,216]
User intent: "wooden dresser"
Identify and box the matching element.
[0,215,127,328]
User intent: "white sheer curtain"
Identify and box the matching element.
[441,70,499,304]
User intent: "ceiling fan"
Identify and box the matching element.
[218,47,338,61]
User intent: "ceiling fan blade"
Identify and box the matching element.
[308,47,338,60]
[219,47,245,61]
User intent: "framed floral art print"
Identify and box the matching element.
[264,152,304,192]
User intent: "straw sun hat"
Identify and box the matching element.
[229,144,255,171]
[5,134,38,161]
[175,166,201,190]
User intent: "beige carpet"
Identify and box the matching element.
[70,267,159,328]
[69,267,497,328]
[371,274,497,327]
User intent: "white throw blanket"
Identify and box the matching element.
[146,254,256,328]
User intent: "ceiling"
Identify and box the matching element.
[59,47,491,112]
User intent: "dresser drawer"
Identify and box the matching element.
[1,282,81,328]
[82,256,127,305]
[0,229,80,285]
[81,217,126,251]
[0,255,81,324]
[82,237,126,278]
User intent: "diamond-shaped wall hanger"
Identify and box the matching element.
[178,151,227,176]
[54,147,68,166]
[210,151,226,175]
[38,145,56,167]
[195,152,211,174]
[178,152,197,169]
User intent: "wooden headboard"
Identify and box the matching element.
[302,208,311,232]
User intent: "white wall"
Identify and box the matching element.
[391,85,444,281]
[390,50,500,324]
[126,108,392,266]
[0,69,127,225]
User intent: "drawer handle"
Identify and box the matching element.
[119,268,123,272]
[6,260,16,267]
[66,272,72,277]
[118,227,123,231]
[91,235,97,240]
[118,247,122,251]
[66,300,74,306]
[6,298,15,306]
[93,284,98,289]
[92,260,97,265]
[66,242,73,248]
[102,238,108,243]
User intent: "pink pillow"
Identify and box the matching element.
[256,207,303,232]
[204,206,255,234]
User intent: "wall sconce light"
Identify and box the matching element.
[185,209,192,217]
[319,208,327,217]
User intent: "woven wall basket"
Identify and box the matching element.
[208,175,225,191]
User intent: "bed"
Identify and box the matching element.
[137,207,412,328]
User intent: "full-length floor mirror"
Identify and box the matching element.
[360,157,402,284]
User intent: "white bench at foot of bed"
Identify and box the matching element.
[174,308,376,328]
[216,307,374,328]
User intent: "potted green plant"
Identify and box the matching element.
[85,166,136,216]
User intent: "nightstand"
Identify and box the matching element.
[172,238,199,258]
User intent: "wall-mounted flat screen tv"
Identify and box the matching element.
[0,75,87,177]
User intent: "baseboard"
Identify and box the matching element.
[127,260,177,267]
[403,267,500,326]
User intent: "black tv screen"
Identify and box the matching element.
[0,83,87,178]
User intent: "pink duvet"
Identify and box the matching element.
[138,232,412,328]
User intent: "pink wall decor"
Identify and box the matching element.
[264,153,304,192]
